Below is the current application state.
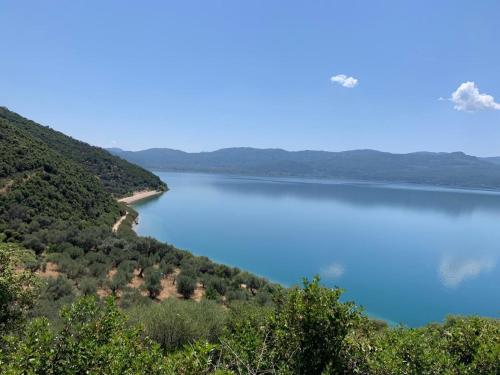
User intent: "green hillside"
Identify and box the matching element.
[0,107,166,197]
[0,114,120,247]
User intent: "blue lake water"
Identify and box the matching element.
[133,171,500,326]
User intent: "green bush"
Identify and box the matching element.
[79,277,98,296]
[1,297,168,374]
[106,271,128,295]
[144,268,162,299]
[119,288,152,310]
[0,243,40,332]
[177,275,196,299]
[366,316,500,374]
[266,277,361,374]
[129,299,227,352]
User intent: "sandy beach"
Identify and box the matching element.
[113,190,163,233]
[117,190,163,204]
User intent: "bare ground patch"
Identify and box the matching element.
[0,179,14,194]
[36,262,61,278]
[99,267,205,302]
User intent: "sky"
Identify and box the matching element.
[1,1,500,156]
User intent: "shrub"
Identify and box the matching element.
[0,243,40,331]
[144,268,162,299]
[119,288,152,310]
[107,271,128,295]
[160,261,175,277]
[177,275,196,299]
[1,297,167,374]
[43,275,75,302]
[129,299,226,351]
[267,277,361,374]
[79,277,98,296]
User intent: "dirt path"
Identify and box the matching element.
[112,212,128,233]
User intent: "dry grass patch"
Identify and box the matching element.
[0,179,14,194]
[158,269,181,300]
[192,282,205,302]
[96,288,111,298]
[107,267,117,279]
[99,267,205,302]
[36,262,61,278]
[128,269,146,290]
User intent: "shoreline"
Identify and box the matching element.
[117,189,164,204]
[114,190,164,233]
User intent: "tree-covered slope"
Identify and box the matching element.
[0,113,120,248]
[110,146,500,190]
[0,107,166,197]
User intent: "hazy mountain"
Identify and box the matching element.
[109,147,500,190]
[482,156,500,166]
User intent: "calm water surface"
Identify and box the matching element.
[133,172,500,326]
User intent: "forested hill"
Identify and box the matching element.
[109,146,500,190]
[0,107,166,197]
[0,111,121,248]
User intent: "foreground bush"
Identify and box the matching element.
[128,298,227,351]
[364,316,500,374]
[1,266,499,374]
[0,297,168,375]
[217,277,362,374]
[0,243,40,331]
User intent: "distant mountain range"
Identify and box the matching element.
[107,147,500,190]
[483,156,500,165]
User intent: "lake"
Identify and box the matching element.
[132,171,500,326]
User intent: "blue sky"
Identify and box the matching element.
[1,1,499,155]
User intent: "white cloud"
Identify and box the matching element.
[321,263,345,279]
[439,256,495,288]
[450,81,500,112]
[330,74,358,88]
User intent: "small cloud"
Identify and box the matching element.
[437,97,446,101]
[321,263,345,279]
[111,140,117,145]
[439,256,495,288]
[330,74,358,88]
[450,81,500,112]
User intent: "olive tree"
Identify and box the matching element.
[176,275,196,299]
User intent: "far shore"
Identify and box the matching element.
[118,189,164,205]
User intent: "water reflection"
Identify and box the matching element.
[439,256,496,288]
[207,177,500,217]
[136,172,500,325]
[320,263,345,279]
